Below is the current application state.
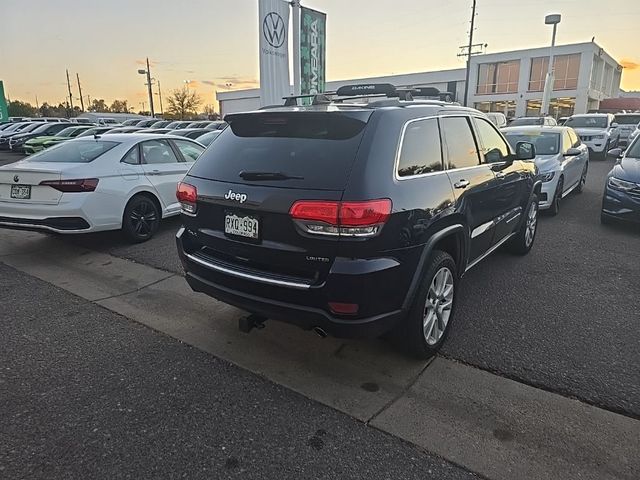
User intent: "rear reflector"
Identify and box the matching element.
[290,199,391,237]
[328,302,359,315]
[39,178,99,192]
[176,182,197,214]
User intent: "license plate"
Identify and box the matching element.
[225,212,259,239]
[10,184,31,199]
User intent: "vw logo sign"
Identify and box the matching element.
[13,175,19,183]
[263,12,286,48]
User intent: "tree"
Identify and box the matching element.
[110,99,129,113]
[8,100,37,117]
[166,87,202,120]
[202,104,220,120]
[88,99,109,113]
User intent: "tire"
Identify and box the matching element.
[548,178,563,216]
[507,196,538,255]
[575,163,588,193]
[122,194,161,243]
[389,250,457,359]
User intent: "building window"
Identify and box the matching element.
[474,100,517,120]
[476,60,520,94]
[526,97,576,117]
[529,54,580,91]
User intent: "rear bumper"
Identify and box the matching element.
[0,216,90,232]
[176,227,408,338]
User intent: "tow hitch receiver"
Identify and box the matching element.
[239,314,267,333]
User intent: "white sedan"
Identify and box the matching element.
[0,134,205,242]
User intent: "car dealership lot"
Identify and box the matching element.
[0,149,639,479]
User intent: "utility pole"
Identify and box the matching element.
[462,0,478,107]
[66,69,74,113]
[35,94,39,111]
[146,58,155,117]
[76,73,85,112]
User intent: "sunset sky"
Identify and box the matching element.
[2,0,639,109]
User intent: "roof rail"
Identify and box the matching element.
[282,92,335,107]
[411,86,455,102]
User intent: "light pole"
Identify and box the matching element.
[155,80,164,116]
[541,14,561,116]
[137,57,155,117]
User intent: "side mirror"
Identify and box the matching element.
[611,122,619,129]
[565,147,581,156]
[515,141,536,160]
[607,147,623,158]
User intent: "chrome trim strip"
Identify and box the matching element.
[393,115,444,181]
[185,252,311,290]
[506,212,521,224]
[471,220,494,239]
[465,232,516,272]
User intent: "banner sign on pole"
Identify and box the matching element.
[258,0,291,107]
[300,7,326,97]
[0,81,8,122]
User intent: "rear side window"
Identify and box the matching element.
[25,140,119,163]
[441,117,481,169]
[141,139,180,164]
[188,112,370,190]
[173,139,205,161]
[614,115,640,125]
[397,118,443,177]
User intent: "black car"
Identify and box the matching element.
[8,122,75,153]
[508,116,557,127]
[601,140,640,225]
[173,128,210,140]
[0,122,45,149]
[176,84,540,358]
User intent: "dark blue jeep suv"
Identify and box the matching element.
[176,84,540,358]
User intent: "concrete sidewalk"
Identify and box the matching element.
[1,230,639,480]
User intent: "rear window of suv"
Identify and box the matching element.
[188,111,370,190]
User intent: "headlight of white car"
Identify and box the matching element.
[538,171,555,182]
[608,177,637,192]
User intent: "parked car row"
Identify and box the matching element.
[0,85,637,359]
[0,118,225,154]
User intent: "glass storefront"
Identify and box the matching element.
[474,100,517,119]
[526,97,576,118]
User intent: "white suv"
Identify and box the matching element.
[564,113,620,159]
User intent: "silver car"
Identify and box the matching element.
[503,126,589,215]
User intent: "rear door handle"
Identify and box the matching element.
[147,169,161,176]
[495,171,506,179]
[453,179,470,189]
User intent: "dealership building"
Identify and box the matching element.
[217,41,622,119]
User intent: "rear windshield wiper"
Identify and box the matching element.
[239,171,304,181]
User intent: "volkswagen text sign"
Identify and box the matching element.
[259,0,291,107]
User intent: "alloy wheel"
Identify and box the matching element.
[525,201,538,247]
[423,267,454,345]
[129,201,158,236]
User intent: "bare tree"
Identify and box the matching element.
[166,87,202,120]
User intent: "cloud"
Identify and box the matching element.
[202,80,218,87]
[185,80,200,88]
[620,58,639,70]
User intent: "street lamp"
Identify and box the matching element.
[137,57,155,117]
[540,14,561,116]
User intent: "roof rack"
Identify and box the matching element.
[279,83,456,108]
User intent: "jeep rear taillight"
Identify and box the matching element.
[176,182,197,214]
[289,199,391,237]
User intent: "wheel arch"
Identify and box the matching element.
[123,189,163,220]
[401,224,466,311]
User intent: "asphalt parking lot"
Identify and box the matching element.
[1,149,638,419]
